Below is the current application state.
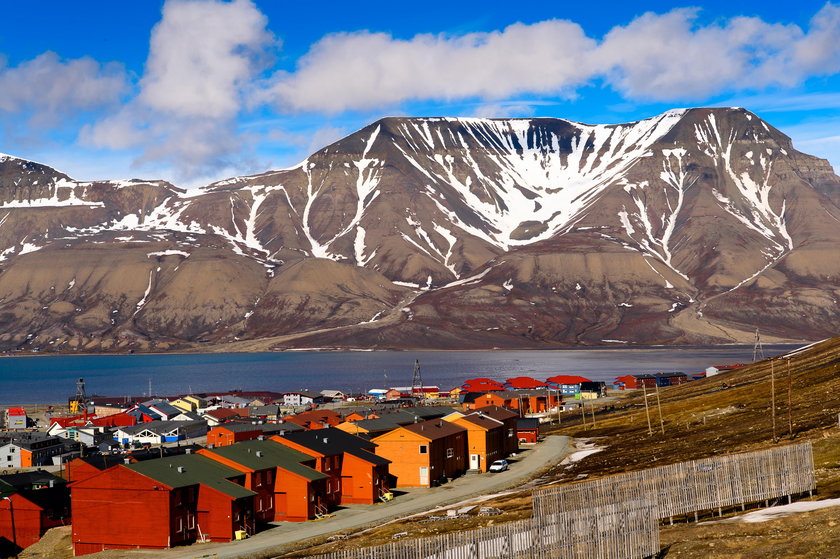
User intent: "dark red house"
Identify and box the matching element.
[71,454,255,555]
[200,439,330,523]
[272,428,391,507]
[0,471,69,555]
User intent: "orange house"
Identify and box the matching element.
[199,439,328,522]
[445,412,506,472]
[372,420,467,487]
[473,405,520,456]
[464,390,560,414]
[272,428,390,507]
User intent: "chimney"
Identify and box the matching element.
[124,458,131,465]
[177,466,185,473]
[185,448,191,454]
[256,450,263,457]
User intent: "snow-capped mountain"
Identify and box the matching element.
[1,107,839,352]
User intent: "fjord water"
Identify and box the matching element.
[0,347,796,404]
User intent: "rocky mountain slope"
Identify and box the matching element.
[1,107,839,352]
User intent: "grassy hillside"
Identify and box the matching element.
[552,337,840,495]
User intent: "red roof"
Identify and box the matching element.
[546,375,592,385]
[7,407,26,415]
[505,377,549,389]
[462,378,506,392]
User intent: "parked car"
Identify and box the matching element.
[489,459,509,472]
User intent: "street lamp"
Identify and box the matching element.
[2,496,18,559]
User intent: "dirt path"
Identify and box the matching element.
[89,435,572,559]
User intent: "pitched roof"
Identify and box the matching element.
[213,422,300,435]
[145,401,181,417]
[283,390,322,399]
[402,406,458,420]
[458,413,504,430]
[118,420,207,436]
[279,427,377,455]
[400,419,467,441]
[0,470,66,491]
[546,375,592,384]
[504,377,549,389]
[204,408,246,421]
[283,409,342,427]
[517,418,540,429]
[345,447,390,466]
[207,440,328,481]
[472,405,519,421]
[128,454,255,499]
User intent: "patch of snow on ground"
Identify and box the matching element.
[719,498,840,524]
[147,250,190,258]
[560,441,603,467]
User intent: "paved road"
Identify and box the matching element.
[97,435,571,559]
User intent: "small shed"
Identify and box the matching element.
[516,418,540,444]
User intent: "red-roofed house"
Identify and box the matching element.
[4,408,27,430]
[546,375,592,395]
[461,378,505,392]
[504,377,549,390]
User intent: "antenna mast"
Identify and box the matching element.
[411,359,424,397]
[753,329,765,362]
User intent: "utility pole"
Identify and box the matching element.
[642,383,653,435]
[787,358,793,438]
[770,359,777,442]
[655,383,665,435]
[580,400,586,427]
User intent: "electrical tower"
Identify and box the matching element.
[753,329,765,362]
[411,359,424,397]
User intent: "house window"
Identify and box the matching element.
[188,515,195,530]
[326,480,331,493]
[508,429,514,438]
[177,517,184,533]
[446,448,454,458]
[419,445,428,455]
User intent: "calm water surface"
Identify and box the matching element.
[0,347,796,404]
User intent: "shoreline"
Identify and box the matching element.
[0,341,806,359]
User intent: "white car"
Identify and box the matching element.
[489,459,509,472]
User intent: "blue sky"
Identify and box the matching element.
[1,0,839,187]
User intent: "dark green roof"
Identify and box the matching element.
[128,453,255,500]
[208,440,327,482]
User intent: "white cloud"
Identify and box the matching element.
[263,4,840,111]
[263,20,596,113]
[0,52,127,126]
[472,103,536,118]
[84,0,274,181]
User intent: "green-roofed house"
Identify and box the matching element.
[71,453,256,556]
[200,439,329,522]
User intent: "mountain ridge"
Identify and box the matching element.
[1,107,839,352]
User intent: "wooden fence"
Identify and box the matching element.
[302,443,814,559]
[304,499,659,559]
[533,442,815,521]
